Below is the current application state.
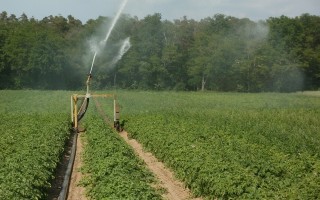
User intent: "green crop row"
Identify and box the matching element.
[0,90,71,199]
[118,91,320,199]
[0,113,69,199]
[79,110,162,199]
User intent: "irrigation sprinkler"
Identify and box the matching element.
[70,73,121,132]
[71,0,127,132]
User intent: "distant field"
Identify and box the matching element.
[1,90,320,199]
[297,91,320,97]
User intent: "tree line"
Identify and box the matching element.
[0,11,319,92]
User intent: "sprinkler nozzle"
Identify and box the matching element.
[86,74,92,85]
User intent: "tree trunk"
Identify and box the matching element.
[201,74,206,91]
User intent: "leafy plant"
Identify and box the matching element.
[0,90,71,199]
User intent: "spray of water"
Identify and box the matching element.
[89,52,97,74]
[89,0,128,74]
[103,0,128,43]
[112,37,131,65]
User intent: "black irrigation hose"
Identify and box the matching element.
[58,131,78,200]
[77,98,90,122]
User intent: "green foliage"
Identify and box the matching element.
[0,90,71,199]
[80,110,162,199]
[117,91,320,199]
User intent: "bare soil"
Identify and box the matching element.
[67,132,87,200]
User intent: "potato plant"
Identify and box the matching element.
[0,113,69,199]
[0,90,70,199]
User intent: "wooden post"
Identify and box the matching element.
[73,95,78,130]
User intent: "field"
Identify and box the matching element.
[1,90,320,199]
[115,91,320,199]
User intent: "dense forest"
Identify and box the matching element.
[0,11,319,92]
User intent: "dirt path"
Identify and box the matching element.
[67,132,87,200]
[119,131,201,200]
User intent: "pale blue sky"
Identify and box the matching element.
[1,0,319,23]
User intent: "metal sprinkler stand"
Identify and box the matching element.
[70,74,121,132]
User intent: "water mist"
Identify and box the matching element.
[112,37,131,65]
[89,0,128,74]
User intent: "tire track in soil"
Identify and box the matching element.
[94,98,202,200]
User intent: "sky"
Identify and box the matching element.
[1,0,320,23]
